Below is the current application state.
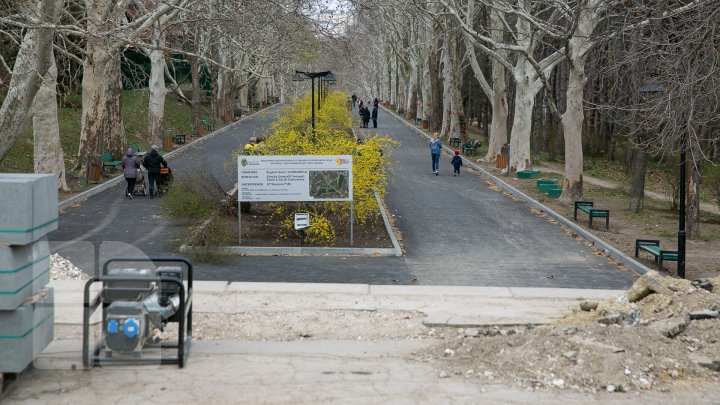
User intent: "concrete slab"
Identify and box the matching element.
[508,287,624,300]
[225,282,370,294]
[371,285,512,297]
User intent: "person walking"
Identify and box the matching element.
[373,98,379,109]
[429,132,442,175]
[121,148,140,199]
[362,105,371,128]
[451,150,463,176]
[142,145,168,199]
[351,93,357,108]
[371,105,378,128]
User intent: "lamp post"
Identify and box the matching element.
[293,70,332,130]
[640,79,685,278]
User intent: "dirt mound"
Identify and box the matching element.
[421,273,720,394]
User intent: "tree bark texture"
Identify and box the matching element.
[33,55,69,191]
[148,22,167,147]
[0,0,61,163]
[509,58,542,171]
[628,143,648,212]
[687,142,701,240]
[77,42,125,171]
[77,0,126,172]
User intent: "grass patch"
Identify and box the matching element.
[161,183,212,220]
[187,216,234,264]
[0,89,209,191]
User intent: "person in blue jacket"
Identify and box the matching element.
[429,132,442,175]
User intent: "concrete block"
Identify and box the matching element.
[0,287,54,373]
[0,174,58,245]
[0,238,50,310]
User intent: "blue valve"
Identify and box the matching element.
[123,318,139,338]
[107,319,118,334]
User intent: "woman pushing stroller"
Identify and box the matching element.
[142,145,168,199]
[122,148,140,199]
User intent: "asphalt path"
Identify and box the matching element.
[49,104,635,289]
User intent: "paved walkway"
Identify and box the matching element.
[49,105,635,289]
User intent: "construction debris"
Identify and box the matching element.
[422,274,720,394]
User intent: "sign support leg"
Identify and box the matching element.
[350,201,354,246]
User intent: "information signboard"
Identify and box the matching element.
[238,155,353,202]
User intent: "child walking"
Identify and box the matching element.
[451,150,463,176]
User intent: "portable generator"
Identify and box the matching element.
[83,257,193,368]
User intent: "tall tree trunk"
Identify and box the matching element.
[687,141,701,240]
[486,60,509,160]
[0,0,60,162]
[76,45,125,171]
[77,0,126,172]
[147,22,167,147]
[33,55,69,191]
[560,58,587,201]
[628,142,648,212]
[509,60,541,171]
[189,56,201,132]
[429,46,443,133]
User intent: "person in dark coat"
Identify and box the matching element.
[373,98,379,109]
[121,148,140,199]
[362,106,371,128]
[351,93,357,108]
[371,106,378,128]
[142,145,168,199]
[451,150,463,176]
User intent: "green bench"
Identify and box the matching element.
[635,239,678,271]
[449,137,461,147]
[462,139,480,155]
[129,143,145,155]
[101,151,121,172]
[574,201,609,230]
[200,119,214,131]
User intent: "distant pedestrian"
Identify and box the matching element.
[351,93,357,108]
[371,106,378,128]
[362,106,371,128]
[373,98,379,109]
[429,132,442,175]
[121,148,140,199]
[451,150,463,176]
[142,145,168,199]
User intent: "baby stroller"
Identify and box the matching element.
[133,166,147,196]
[157,167,174,197]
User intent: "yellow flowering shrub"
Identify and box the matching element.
[253,91,397,244]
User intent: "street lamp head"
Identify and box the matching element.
[323,72,337,83]
[292,72,306,82]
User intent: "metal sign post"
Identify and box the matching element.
[294,213,310,247]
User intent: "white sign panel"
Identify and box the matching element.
[238,155,353,202]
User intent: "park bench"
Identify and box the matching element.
[449,137,461,147]
[101,151,121,172]
[635,239,678,271]
[172,134,186,144]
[462,139,480,155]
[129,143,145,155]
[414,116,421,125]
[574,201,610,230]
[200,119,214,131]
